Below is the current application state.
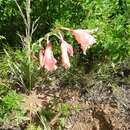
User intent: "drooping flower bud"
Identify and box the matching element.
[37,49,44,70]
[60,38,73,69]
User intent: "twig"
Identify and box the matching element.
[17,32,26,47]
[31,17,40,36]
[14,0,28,27]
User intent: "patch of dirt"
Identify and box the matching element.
[65,103,130,130]
[1,72,130,130]
[56,85,130,130]
[20,82,130,130]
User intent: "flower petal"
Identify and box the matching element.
[69,28,98,54]
[43,42,57,72]
[60,39,73,56]
[60,39,73,69]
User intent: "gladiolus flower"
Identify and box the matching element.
[69,27,98,54]
[43,42,57,72]
[60,38,73,69]
[37,49,44,70]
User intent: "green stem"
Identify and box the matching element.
[26,0,32,90]
[38,26,69,44]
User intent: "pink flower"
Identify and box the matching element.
[60,38,73,69]
[69,27,98,54]
[37,49,44,70]
[43,42,57,72]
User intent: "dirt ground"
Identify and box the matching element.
[59,87,130,130]
[1,69,130,130]
[22,81,130,130]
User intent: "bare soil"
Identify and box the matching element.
[1,69,130,130]
[22,81,130,130]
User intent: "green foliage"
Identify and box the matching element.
[36,100,71,129]
[0,49,29,125]
[26,124,43,130]
[0,36,5,40]
[52,99,71,116]
[37,109,51,130]
[0,91,26,125]
[0,80,10,97]
[37,99,82,129]
[0,74,28,125]
[0,54,10,78]
[4,47,40,91]
[53,0,129,63]
[0,0,22,45]
[0,0,129,63]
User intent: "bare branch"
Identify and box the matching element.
[14,0,28,27]
[32,24,38,35]
[17,32,26,48]
[31,17,40,36]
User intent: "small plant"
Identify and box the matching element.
[26,124,43,130]
[3,0,98,92]
[36,99,79,129]
[0,54,10,79]
[0,91,27,126]
[4,47,40,92]
[13,0,40,90]
[37,109,51,130]
[0,56,29,127]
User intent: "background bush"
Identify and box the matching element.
[0,0,129,63]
